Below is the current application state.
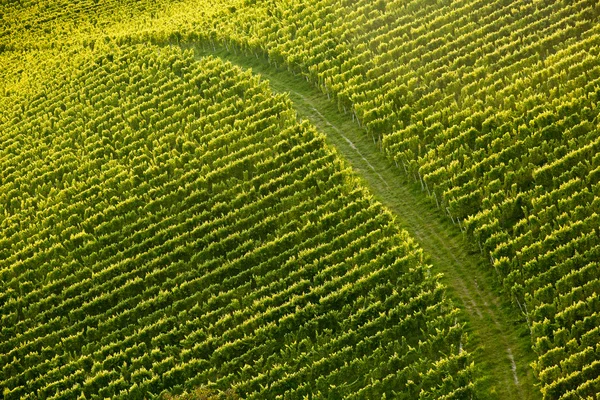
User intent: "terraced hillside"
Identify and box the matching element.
[0,45,473,398]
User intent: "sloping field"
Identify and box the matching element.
[188,2,600,398]
[0,45,472,399]
[204,46,538,399]
[1,0,600,398]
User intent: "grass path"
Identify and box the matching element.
[193,45,539,400]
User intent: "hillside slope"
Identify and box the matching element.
[186,1,600,398]
[0,45,473,399]
[2,0,599,398]
[199,46,538,399]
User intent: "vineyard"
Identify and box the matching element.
[1,0,600,399]
[0,45,472,398]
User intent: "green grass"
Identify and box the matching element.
[193,44,541,400]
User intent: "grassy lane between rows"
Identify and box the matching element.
[191,44,540,400]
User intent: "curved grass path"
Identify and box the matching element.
[192,44,539,400]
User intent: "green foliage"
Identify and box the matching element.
[0,44,471,399]
[163,387,239,400]
[4,0,600,398]
[185,1,600,398]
